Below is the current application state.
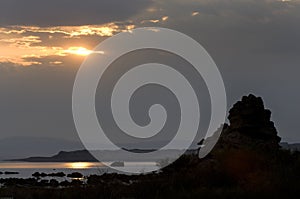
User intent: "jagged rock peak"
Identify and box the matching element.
[215,94,281,150]
[228,94,272,129]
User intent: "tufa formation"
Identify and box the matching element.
[214,94,281,151]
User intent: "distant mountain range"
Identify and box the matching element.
[9,150,97,162]
[0,136,83,160]
[0,135,298,162]
[9,149,191,162]
[0,136,198,161]
[6,142,300,163]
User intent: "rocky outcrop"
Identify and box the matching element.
[214,94,281,151]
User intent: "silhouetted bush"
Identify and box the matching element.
[67,172,83,178]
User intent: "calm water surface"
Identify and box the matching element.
[0,162,158,179]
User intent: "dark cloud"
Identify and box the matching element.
[0,0,152,26]
[0,61,79,141]
[1,0,300,147]
[130,0,300,142]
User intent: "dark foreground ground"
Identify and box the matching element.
[1,148,300,199]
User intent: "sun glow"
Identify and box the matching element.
[65,47,93,56]
[0,23,133,66]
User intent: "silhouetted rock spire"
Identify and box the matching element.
[214,94,281,151]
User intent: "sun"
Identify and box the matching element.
[65,47,93,56]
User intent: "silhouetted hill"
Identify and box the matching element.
[0,137,83,160]
[10,150,97,162]
[9,149,190,162]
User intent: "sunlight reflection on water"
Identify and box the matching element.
[0,162,104,169]
[0,162,159,179]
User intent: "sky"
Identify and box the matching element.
[0,0,300,148]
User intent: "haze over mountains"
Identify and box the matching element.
[0,136,198,160]
[0,136,83,160]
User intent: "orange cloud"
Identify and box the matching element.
[0,23,135,38]
[0,22,135,66]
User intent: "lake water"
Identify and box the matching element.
[0,162,159,180]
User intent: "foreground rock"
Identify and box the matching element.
[214,94,281,151]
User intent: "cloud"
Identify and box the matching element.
[0,0,152,26]
[1,0,300,143]
[191,11,199,16]
[140,16,169,24]
[0,22,135,38]
[0,22,135,66]
[144,0,300,55]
